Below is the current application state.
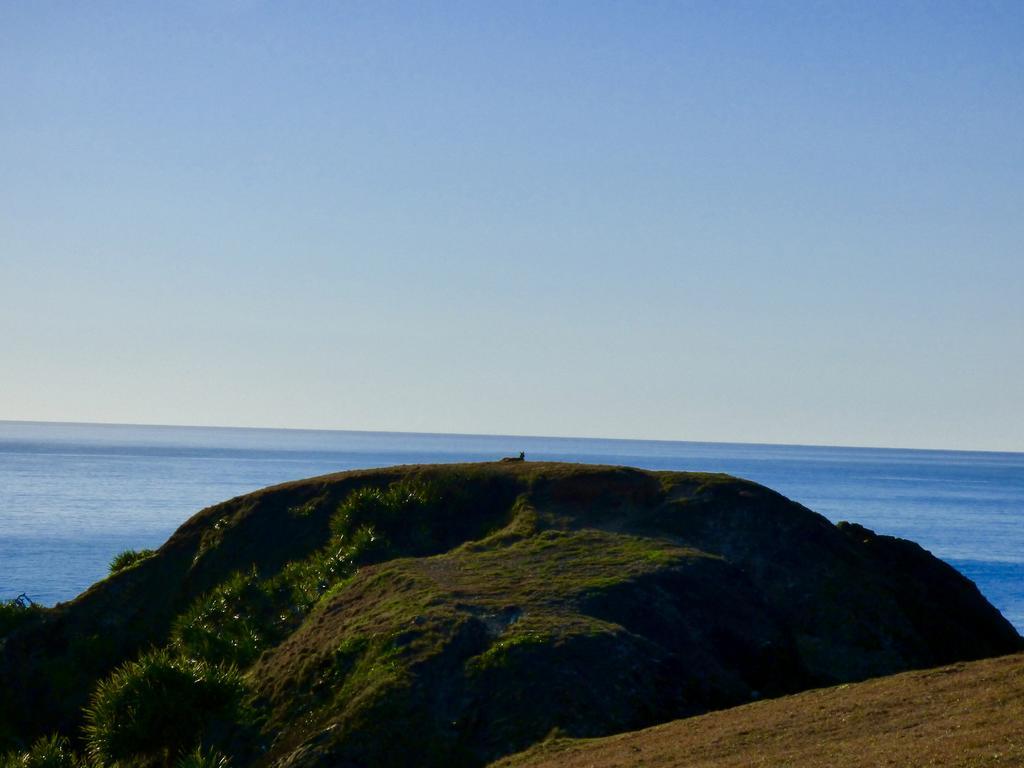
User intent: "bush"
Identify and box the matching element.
[84,649,248,767]
[171,479,457,670]
[0,595,44,638]
[171,526,377,667]
[172,494,398,668]
[175,746,231,768]
[331,480,452,556]
[108,549,156,575]
[170,568,274,667]
[0,734,81,768]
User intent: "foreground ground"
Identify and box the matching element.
[494,651,1024,768]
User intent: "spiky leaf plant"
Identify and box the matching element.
[84,649,247,767]
[174,747,231,768]
[0,734,82,768]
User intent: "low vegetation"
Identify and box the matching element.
[0,734,81,768]
[83,649,250,767]
[169,479,459,667]
[108,549,156,575]
[0,595,44,638]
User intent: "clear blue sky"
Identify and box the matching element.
[2,2,1021,451]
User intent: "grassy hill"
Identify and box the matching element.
[0,462,1019,767]
[494,651,1024,768]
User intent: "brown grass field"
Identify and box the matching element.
[493,652,1024,768]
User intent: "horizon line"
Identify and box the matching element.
[1,417,1020,458]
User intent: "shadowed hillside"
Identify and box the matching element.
[0,462,1019,767]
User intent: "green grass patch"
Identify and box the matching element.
[444,529,697,607]
[467,630,552,673]
[108,548,156,575]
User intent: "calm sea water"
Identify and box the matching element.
[1,420,1021,632]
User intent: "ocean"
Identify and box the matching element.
[1,420,1021,633]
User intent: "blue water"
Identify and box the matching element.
[1,420,1021,633]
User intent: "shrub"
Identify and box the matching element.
[170,568,274,667]
[0,734,81,768]
[84,649,248,767]
[171,527,377,667]
[108,549,156,575]
[172,479,454,670]
[175,746,231,768]
[0,595,44,638]
[331,480,452,556]
[281,524,378,610]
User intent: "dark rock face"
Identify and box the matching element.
[0,463,1019,767]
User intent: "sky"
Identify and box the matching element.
[1,2,1021,451]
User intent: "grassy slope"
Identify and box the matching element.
[494,651,1024,768]
[248,527,737,765]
